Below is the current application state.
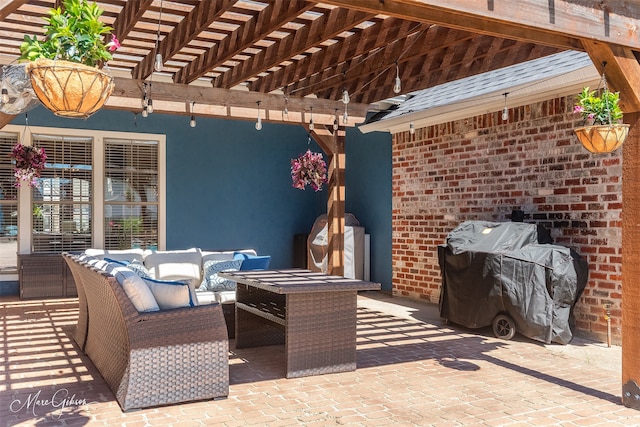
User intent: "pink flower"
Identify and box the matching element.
[291,149,327,192]
[107,35,120,52]
[573,105,583,114]
[11,144,46,188]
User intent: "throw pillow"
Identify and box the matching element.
[127,259,152,279]
[143,277,196,310]
[233,252,271,271]
[112,268,160,312]
[201,259,242,291]
[143,248,202,287]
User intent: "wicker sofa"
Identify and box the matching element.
[63,253,229,411]
[74,248,268,344]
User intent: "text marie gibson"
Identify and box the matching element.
[10,388,88,418]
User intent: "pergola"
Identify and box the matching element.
[0,0,639,408]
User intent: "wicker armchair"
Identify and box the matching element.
[63,253,229,411]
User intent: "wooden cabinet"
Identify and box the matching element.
[19,254,77,299]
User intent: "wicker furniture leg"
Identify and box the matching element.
[64,256,88,351]
[285,291,358,378]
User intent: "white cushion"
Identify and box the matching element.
[143,248,202,286]
[194,290,217,304]
[85,248,145,262]
[215,291,236,304]
[112,268,159,312]
[143,278,196,310]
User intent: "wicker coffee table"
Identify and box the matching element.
[218,269,381,378]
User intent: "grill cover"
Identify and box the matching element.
[438,221,588,344]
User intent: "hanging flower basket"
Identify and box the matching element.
[291,149,328,192]
[26,58,114,119]
[574,124,629,154]
[11,143,47,188]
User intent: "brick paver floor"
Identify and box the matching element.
[1,292,638,426]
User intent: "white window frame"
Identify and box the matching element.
[4,124,166,254]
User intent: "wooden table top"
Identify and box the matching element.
[218,269,381,294]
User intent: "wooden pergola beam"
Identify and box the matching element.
[107,77,370,124]
[582,40,640,113]
[318,0,640,50]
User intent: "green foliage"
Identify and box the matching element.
[18,0,114,67]
[574,86,624,125]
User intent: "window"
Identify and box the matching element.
[0,125,165,260]
[32,134,93,253]
[0,132,19,272]
[104,138,158,250]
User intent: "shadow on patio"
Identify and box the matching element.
[1,294,636,426]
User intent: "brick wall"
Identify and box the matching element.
[391,95,622,343]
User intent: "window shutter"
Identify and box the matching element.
[0,132,19,270]
[104,138,158,250]
[31,134,93,253]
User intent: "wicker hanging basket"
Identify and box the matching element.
[574,124,629,153]
[26,59,114,119]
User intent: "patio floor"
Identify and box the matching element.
[1,291,637,426]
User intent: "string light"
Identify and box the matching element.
[308,107,314,131]
[502,92,509,121]
[147,98,154,114]
[409,122,415,135]
[153,0,164,72]
[393,61,402,94]
[141,82,148,107]
[333,109,339,131]
[342,89,350,104]
[255,101,262,131]
[189,101,196,128]
[283,95,289,116]
[1,87,8,104]
[141,106,148,118]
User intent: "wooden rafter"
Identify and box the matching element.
[174,0,314,85]
[110,0,153,45]
[251,17,429,95]
[132,0,234,81]
[215,7,375,89]
[0,0,28,20]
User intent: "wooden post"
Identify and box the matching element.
[622,111,640,409]
[307,125,346,276]
[326,129,345,276]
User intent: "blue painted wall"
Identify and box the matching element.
[346,125,393,291]
[10,106,392,286]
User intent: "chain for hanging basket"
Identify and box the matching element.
[26,59,114,119]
